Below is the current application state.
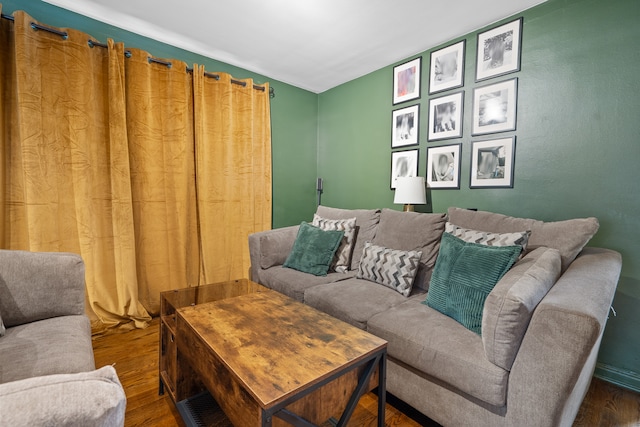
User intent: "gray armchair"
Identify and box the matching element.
[0,250,126,427]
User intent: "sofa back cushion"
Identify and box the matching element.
[447,207,599,272]
[371,209,446,292]
[315,206,382,270]
[482,246,562,370]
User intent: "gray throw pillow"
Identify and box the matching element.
[357,242,422,297]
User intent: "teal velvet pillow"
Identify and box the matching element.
[283,222,345,276]
[424,232,522,335]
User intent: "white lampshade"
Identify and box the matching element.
[394,176,426,211]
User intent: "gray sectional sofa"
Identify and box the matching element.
[0,250,126,427]
[249,206,623,427]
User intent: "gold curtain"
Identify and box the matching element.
[0,8,272,327]
[0,11,150,327]
[193,66,272,284]
[124,50,199,314]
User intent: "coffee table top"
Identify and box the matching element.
[177,290,387,409]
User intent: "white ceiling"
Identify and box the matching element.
[42,0,546,93]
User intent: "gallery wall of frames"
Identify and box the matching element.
[390,17,522,191]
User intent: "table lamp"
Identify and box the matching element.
[394,176,426,212]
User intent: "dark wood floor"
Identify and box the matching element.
[92,317,640,427]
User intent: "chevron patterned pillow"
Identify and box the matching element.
[445,222,530,254]
[312,214,357,273]
[356,242,422,297]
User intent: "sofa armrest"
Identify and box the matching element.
[0,365,126,427]
[0,250,86,327]
[506,247,622,426]
[248,226,299,283]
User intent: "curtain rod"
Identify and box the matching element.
[88,40,275,98]
[1,13,275,98]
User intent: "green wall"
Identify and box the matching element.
[318,0,640,390]
[0,0,318,229]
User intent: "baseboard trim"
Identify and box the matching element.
[594,362,640,393]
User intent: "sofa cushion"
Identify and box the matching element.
[315,206,382,270]
[303,278,423,330]
[312,214,357,273]
[371,209,446,292]
[367,298,509,407]
[0,365,126,427]
[258,225,299,269]
[259,267,356,302]
[445,222,530,255]
[357,242,422,297]
[425,232,521,334]
[283,222,344,276]
[0,315,95,384]
[483,247,562,370]
[447,207,599,272]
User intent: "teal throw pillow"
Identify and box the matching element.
[424,232,522,335]
[283,222,345,276]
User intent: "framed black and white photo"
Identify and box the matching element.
[392,104,420,148]
[470,137,515,188]
[428,91,464,141]
[472,78,517,136]
[393,57,421,105]
[429,40,465,94]
[476,18,523,82]
[390,149,419,189]
[427,144,461,189]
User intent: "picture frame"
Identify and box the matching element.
[428,91,464,141]
[427,144,461,189]
[472,78,517,136]
[475,17,523,82]
[391,104,420,148]
[390,149,419,189]
[470,137,515,188]
[393,57,422,105]
[429,40,465,94]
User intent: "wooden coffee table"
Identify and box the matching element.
[174,288,387,427]
[159,278,270,401]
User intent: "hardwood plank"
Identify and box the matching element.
[93,317,640,427]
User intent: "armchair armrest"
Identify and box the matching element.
[0,250,85,327]
[248,225,299,283]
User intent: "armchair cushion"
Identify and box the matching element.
[0,250,85,327]
[0,365,126,427]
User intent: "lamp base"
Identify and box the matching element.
[403,204,414,212]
